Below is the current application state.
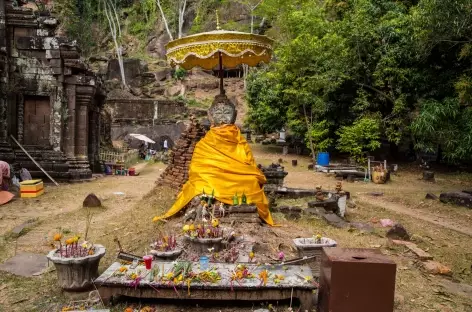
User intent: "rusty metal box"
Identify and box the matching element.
[318,248,396,312]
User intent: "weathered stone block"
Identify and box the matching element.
[439,192,472,208]
[45,49,61,59]
[83,193,102,208]
[386,223,410,240]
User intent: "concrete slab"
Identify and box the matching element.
[305,207,325,217]
[350,222,374,233]
[323,213,348,228]
[11,220,36,236]
[0,253,49,277]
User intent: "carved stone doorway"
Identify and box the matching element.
[23,96,50,146]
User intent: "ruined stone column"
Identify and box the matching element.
[0,0,8,143]
[68,85,94,181]
[64,84,76,157]
[0,0,15,163]
[16,94,24,143]
[88,105,100,172]
[75,87,92,157]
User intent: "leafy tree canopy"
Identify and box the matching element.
[246,0,472,163]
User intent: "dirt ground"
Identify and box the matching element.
[0,145,472,312]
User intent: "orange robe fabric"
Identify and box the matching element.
[154,124,274,225]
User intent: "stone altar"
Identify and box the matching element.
[95,261,316,310]
[0,1,106,181]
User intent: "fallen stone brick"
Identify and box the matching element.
[386,223,410,240]
[422,260,452,276]
[83,193,102,207]
[439,192,472,208]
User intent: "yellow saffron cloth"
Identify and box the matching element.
[154,124,274,226]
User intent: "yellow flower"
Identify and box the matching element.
[183,224,190,232]
[206,229,211,234]
[119,266,128,273]
[65,238,74,245]
[73,236,80,243]
[211,219,219,227]
[249,252,255,260]
[189,224,195,231]
[152,216,159,222]
[165,272,174,280]
[197,224,202,230]
[53,233,63,241]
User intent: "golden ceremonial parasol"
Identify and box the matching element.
[165,13,274,95]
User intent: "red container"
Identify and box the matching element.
[129,168,135,176]
[143,255,152,270]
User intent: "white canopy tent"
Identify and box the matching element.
[129,134,155,144]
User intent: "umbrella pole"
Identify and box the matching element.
[218,51,225,95]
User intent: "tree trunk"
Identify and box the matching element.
[157,0,174,40]
[242,64,249,90]
[302,102,316,164]
[178,0,187,39]
[104,0,127,89]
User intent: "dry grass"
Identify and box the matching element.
[0,145,471,311]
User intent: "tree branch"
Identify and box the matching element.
[357,83,395,104]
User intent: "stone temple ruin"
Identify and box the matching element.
[157,116,207,189]
[0,2,106,181]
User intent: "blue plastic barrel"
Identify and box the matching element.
[317,152,330,166]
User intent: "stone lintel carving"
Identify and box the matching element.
[65,75,96,86]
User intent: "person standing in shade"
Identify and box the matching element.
[0,161,11,191]
[163,139,168,152]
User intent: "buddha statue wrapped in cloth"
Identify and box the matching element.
[154,95,274,226]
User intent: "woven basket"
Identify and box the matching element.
[293,237,337,276]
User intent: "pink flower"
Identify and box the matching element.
[278,251,285,261]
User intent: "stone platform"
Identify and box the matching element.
[95,261,316,310]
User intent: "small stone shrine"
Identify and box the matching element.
[0,1,106,181]
[258,163,289,192]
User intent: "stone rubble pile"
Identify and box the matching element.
[158,116,206,189]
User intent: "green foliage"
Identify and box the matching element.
[126,0,157,39]
[54,0,101,55]
[245,68,286,133]
[411,98,472,163]
[336,116,382,162]
[307,120,333,152]
[173,68,187,80]
[248,0,472,164]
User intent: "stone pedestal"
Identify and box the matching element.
[186,236,224,253]
[260,164,288,192]
[47,245,106,291]
[222,205,261,224]
[68,157,92,181]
